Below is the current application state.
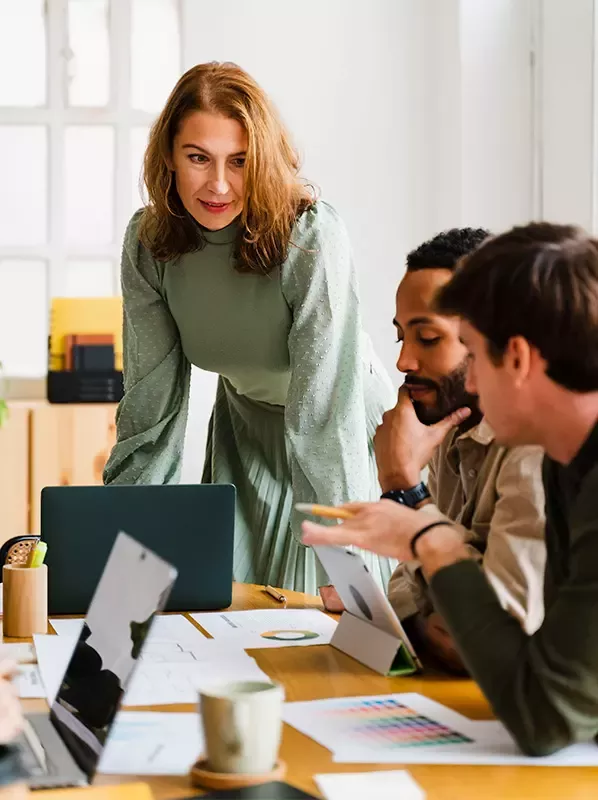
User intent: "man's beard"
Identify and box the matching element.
[405,362,482,427]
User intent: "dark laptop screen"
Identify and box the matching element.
[48,533,177,778]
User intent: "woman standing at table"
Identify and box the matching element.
[103,62,395,593]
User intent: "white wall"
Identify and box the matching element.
[459,0,534,230]
[179,0,537,481]
[180,0,434,480]
[424,0,535,232]
[182,0,433,363]
[539,0,595,228]
[420,0,462,235]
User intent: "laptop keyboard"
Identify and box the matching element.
[17,721,49,777]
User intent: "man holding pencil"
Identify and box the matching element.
[373,229,546,671]
[301,223,598,756]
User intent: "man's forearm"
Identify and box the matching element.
[380,469,421,492]
[414,525,473,578]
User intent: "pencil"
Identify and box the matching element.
[294,503,356,521]
[265,585,286,603]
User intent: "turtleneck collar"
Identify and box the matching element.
[195,216,240,245]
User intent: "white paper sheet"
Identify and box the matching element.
[33,635,74,702]
[191,609,337,648]
[51,614,209,648]
[14,664,46,698]
[334,720,598,767]
[99,711,202,775]
[34,633,269,706]
[284,690,598,768]
[316,770,426,800]
[123,656,269,706]
[284,692,477,757]
[0,643,36,663]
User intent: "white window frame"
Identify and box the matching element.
[0,0,182,300]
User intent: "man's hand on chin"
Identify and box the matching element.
[374,386,470,492]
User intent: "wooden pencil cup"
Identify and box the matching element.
[3,565,48,638]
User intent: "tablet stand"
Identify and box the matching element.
[330,611,418,676]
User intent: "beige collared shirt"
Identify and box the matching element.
[388,419,546,634]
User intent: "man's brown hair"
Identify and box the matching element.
[435,222,598,392]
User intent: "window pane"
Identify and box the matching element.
[62,260,114,296]
[130,127,149,216]
[67,0,110,107]
[131,0,180,113]
[0,126,47,246]
[65,126,114,246]
[0,0,46,106]
[0,261,47,377]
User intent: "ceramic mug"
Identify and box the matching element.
[199,680,284,774]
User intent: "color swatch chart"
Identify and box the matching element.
[283,694,474,756]
[321,697,472,749]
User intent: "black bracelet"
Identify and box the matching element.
[410,521,455,559]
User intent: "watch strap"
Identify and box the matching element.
[381,482,431,508]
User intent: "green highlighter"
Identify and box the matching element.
[26,541,48,569]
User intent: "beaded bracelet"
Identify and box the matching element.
[410,521,455,559]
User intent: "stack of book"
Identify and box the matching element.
[47,298,124,403]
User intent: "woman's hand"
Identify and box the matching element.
[0,662,23,745]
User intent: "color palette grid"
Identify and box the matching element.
[318,696,473,749]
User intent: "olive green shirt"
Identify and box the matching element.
[430,419,598,756]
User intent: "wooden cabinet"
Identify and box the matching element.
[29,404,117,534]
[0,405,30,544]
[0,402,117,543]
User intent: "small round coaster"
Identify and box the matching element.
[190,758,287,790]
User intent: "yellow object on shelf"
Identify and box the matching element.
[49,297,123,372]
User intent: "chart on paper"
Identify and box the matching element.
[15,664,46,699]
[191,609,337,648]
[123,657,268,706]
[99,712,202,775]
[49,614,238,663]
[135,640,208,664]
[35,633,268,706]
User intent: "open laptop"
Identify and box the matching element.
[15,531,177,789]
[40,484,235,614]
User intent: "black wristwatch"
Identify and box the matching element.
[381,482,431,509]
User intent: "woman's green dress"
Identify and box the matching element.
[104,201,396,593]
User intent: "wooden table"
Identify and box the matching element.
[17,584,598,799]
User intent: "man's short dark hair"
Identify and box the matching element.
[406,228,491,272]
[436,222,598,392]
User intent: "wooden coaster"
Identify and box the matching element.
[190,758,287,790]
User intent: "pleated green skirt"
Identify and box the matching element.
[202,375,396,594]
